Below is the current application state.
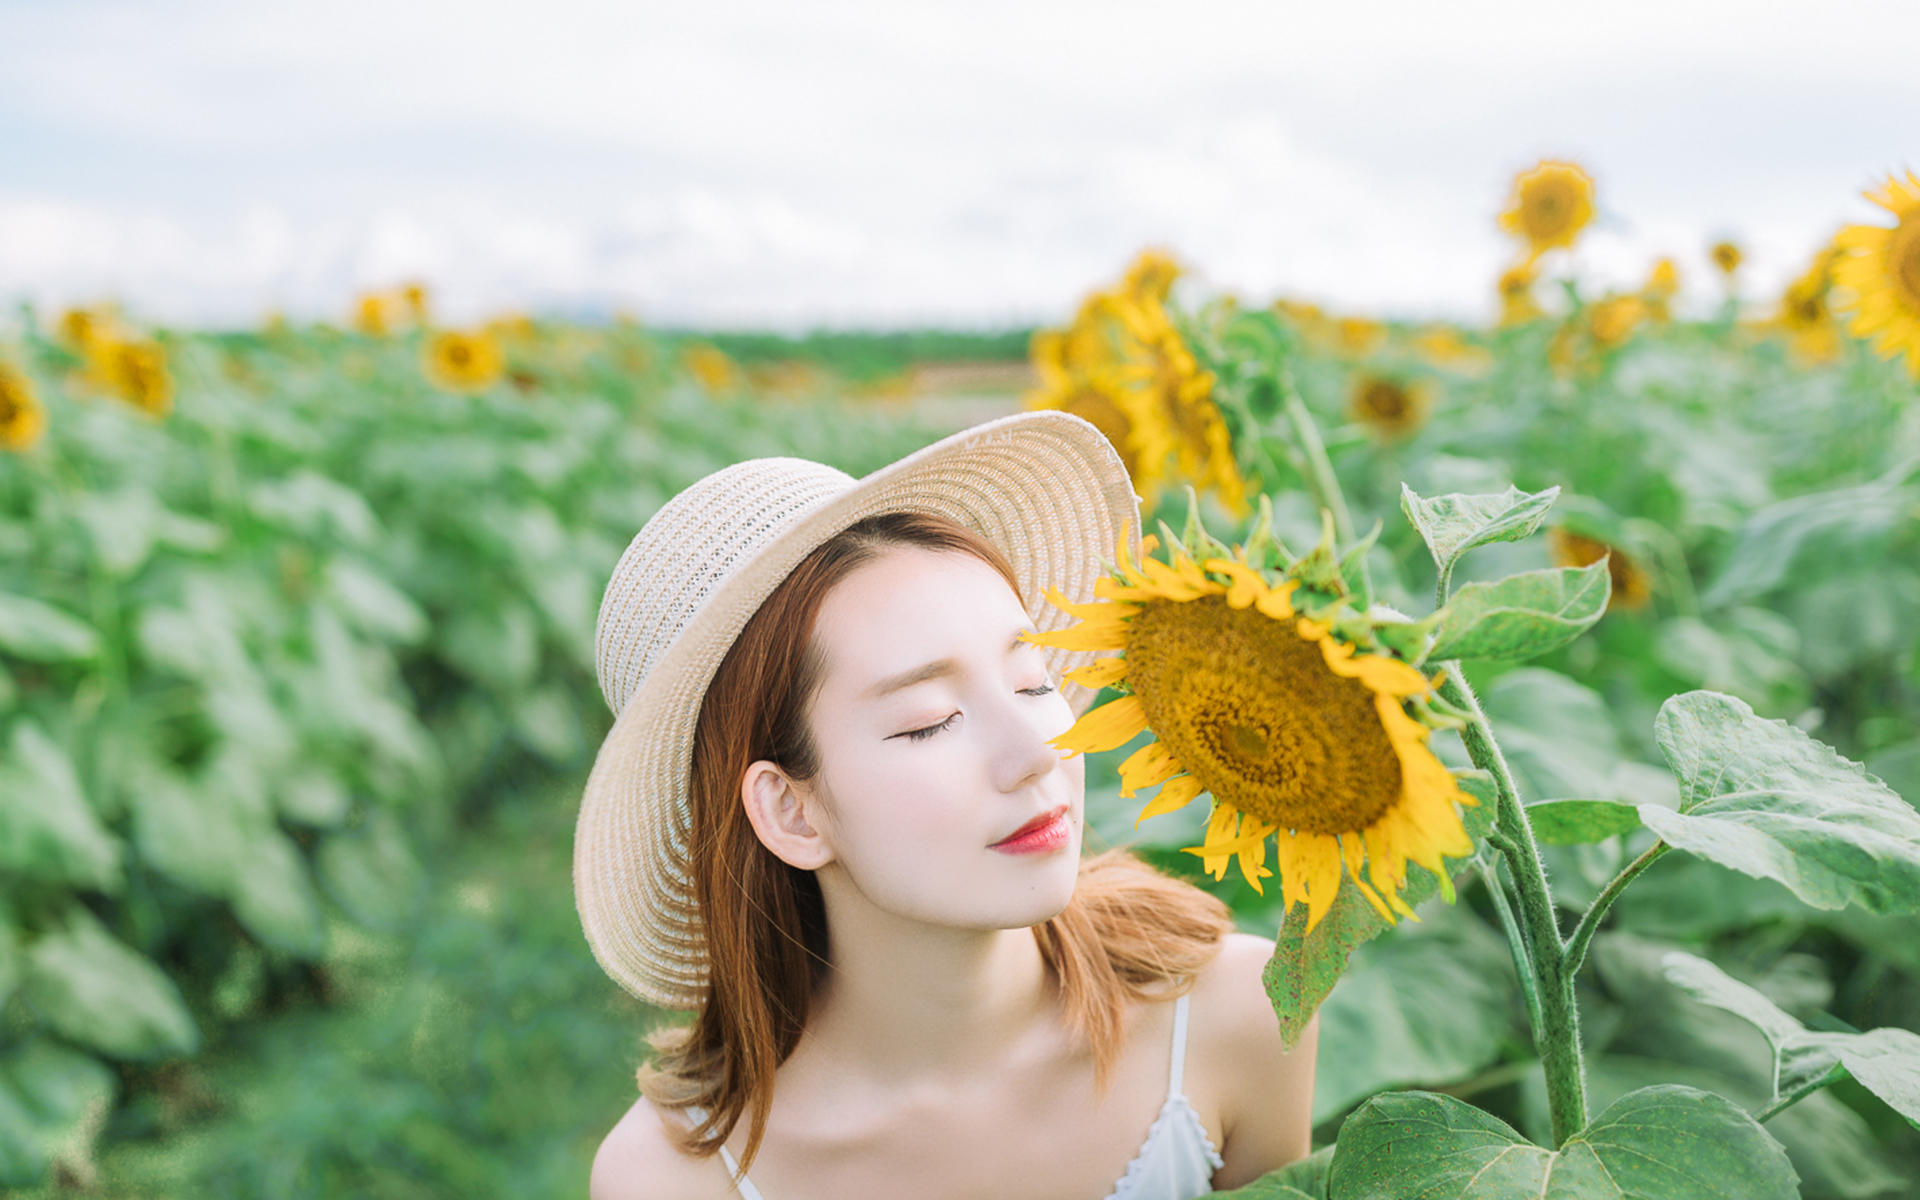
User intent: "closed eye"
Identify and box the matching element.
[896,683,1057,742]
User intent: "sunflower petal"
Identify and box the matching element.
[1135,774,1206,825]
[1118,738,1183,798]
[1049,694,1148,754]
[1065,656,1129,689]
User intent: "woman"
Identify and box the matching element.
[579,411,1317,1199]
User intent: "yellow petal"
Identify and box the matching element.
[1299,834,1342,935]
[1065,656,1130,689]
[1340,834,1397,925]
[1118,738,1182,798]
[1049,694,1148,754]
[1135,774,1206,825]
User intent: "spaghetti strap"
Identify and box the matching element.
[682,1105,766,1200]
[1168,991,1193,1100]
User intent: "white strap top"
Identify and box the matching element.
[683,991,1224,1200]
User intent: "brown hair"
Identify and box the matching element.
[635,509,1232,1182]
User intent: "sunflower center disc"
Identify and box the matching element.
[1125,595,1403,836]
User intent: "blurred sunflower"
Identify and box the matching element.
[423,330,505,392]
[1831,169,1920,380]
[1348,373,1431,439]
[1549,527,1651,611]
[682,343,740,393]
[1710,240,1744,276]
[1641,257,1680,322]
[1498,160,1596,262]
[0,360,47,452]
[1772,240,1845,365]
[1334,315,1386,358]
[1587,295,1648,349]
[1025,532,1478,933]
[1411,327,1492,375]
[1121,248,1182,307]
[1104,293,1250,517]
[57,307,104,353]
[354,292,398,337]
[1023,327,1150,488]
[400,281,431,326]
[92,340,173,417]
[1497,262,1544,327]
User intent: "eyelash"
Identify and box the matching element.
[902,684,1056,742]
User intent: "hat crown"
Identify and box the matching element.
[594,456,855,717]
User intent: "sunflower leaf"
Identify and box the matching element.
[1525,798,1643,845]
[1641,690,1920,914]
[1399,483,1560,578]
[1261,773,1497,1049]
[0,593,100,663]
[1662,949,1920,1127]
[1425,562,1610,662]
[1325,1086,1798,1199]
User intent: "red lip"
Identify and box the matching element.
[991,804,1070,848]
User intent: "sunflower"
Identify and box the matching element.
[1348,373,1431,439]
[1025,531,1479,934]
[353,292,398,337]
[1497,262,1544,327]
[1831,169,1920,380]
[92,340,173,417]
[424,330,505,392]
[1773,239,1846,365]
[1709,240,1744,276]
[1587,295,1647,349]
[1498,161,1596,262]
[0,360,47,452]
[1024,328,1150,488]
[1549,527,1651,611]
[1334,316,1385,358]
[400,281,431,325]
[1121,248,1182,307]
[1642,257,1680,322]
[1104,295,1250,517]
[681,344,739,393]
[1411,327,1490,375]
[57,307,104,353]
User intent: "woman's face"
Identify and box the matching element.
[794,544,1086,930]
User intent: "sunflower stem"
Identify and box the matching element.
[1276,367,1355,548]
[1436,664,1590,1145]
[1477,857,1544,1040]
[1564,839,1671,980]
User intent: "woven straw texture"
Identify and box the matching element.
[573,410,1142,1009]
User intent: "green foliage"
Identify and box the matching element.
[1328,1086,1800,1198]
[1646,690,1920,913]
[1425,561,1611,662]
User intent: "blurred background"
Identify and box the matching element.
[3,2,1918,1197]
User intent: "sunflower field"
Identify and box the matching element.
[0,161,1917,1197]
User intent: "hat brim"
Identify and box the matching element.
[573,410,1143,1009]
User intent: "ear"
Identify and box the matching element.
[741,759,834,870]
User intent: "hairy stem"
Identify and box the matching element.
[1438,665,1590,1144]
[1276,368,1354,547]
[1564,840,1671,979]
[1478,858,1544,1040]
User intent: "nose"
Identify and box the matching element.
[990,681,1072,795]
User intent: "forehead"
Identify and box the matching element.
[810,546,1028,683]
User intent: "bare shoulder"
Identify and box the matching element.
[1187,931,1319,1189]
[590,1097,736,1200]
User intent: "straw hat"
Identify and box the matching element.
[574,410,1144,1009]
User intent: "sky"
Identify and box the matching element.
[2,0,1916,330]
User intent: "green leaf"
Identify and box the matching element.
[1642,690,1920,914]
[1427,562,1610,662]
[1662,950,1920,1128]
[20,909,199,1060]
[1310,913,1514,1124]
[130,767,253,898]
[1700,462,1919,608]
[71,485,160,577]
[1209,1178,1317,1200]
[231,831,327,959]
[0,720,122,891]
[1326,1086,1798,1199]
[317,812,425,933]
[1398,483,1559,576]
[1525,799,1644,846]
[1262,773,1496,1049]
[0,1039,116,1189]
[0,592,100,663]
[324,556,428,645]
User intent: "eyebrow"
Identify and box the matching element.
[862,629,1036,700]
